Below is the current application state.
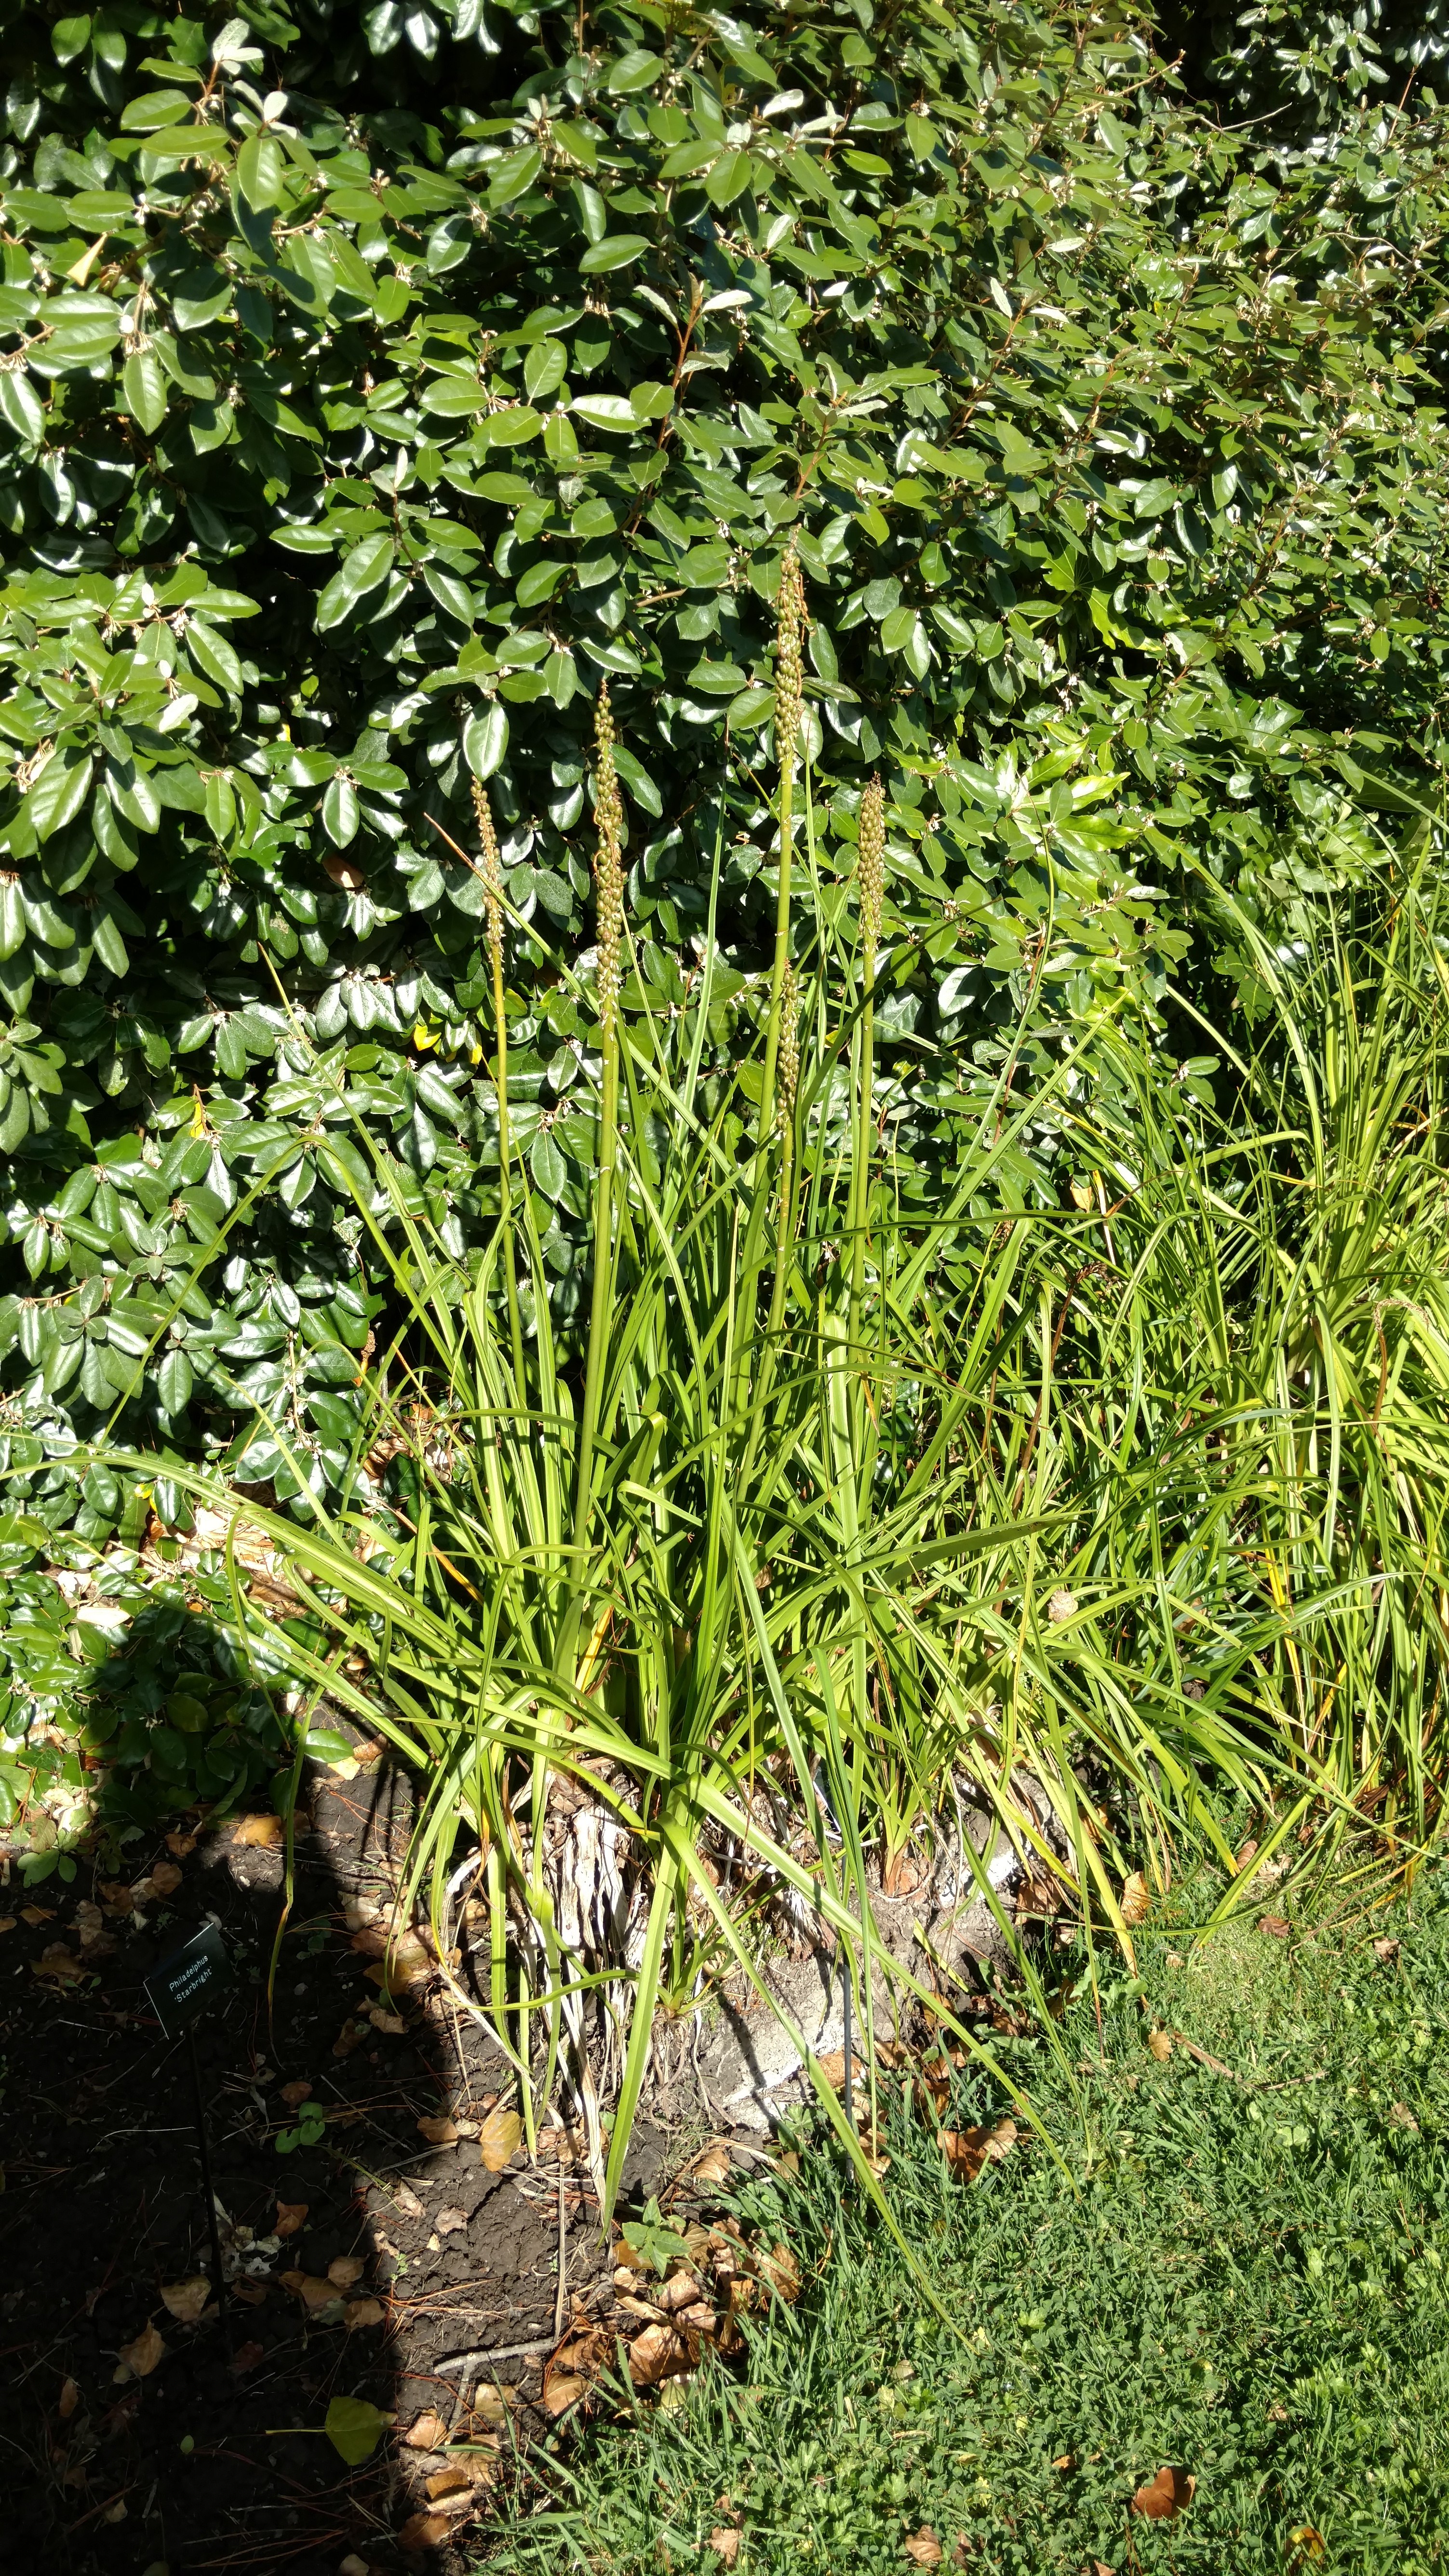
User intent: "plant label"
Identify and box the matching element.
[145,1922,231,2039]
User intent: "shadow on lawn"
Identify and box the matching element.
[0,1594,622,2576]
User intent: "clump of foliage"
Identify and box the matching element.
[0,0,1448,1871]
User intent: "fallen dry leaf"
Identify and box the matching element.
[478,2106,523,2172]
[1260,1913,1291,1940]
[369,2006,408,2036]
[940,2118,1018,2183]
[333,2018,369,2059]
[232,2278,268,2308]
[1046,1587,1077,1623]
[1131,2466,1195,2520]
[398,2512,450,2553]
[232,1812,283,1849]
[1389,2100,1420,2131]
[904,2530,943,2568]
[435,2204,468,2235]
[405,2411,450,2452]
[274,2200,308,2238]
[417,2114,458,2147]
[0,1916,14,1935]
[150,1860,183,1896]
[391,2182,425,2219]
[883,1847,929,1897]
[327,2255,366,2289]
[757,2242,801,2304]
[628,2321,690,2386]
[353,1737,383,1766]
[33,1943,86,1986]
[345,2297,386,2329]
[1373,1936,1400,1962]
[20,1904,54,1926]
[1120,1870,1151,1929]
[1234,1838,1259,1873]
[160,2276,211,2324]
[1146,2028,1173,2063]
[115,2322,166,2381]
[279,2079,313,2108]
[57,2376,80,2420]
[541,2372,589,2416]
[709,2532,740,2566]
[232,2340,266,2375]
[1288,2529,1326,2565]
[685,2141,732,2189]
[164,1828,199,1857]
[426,2463,478,2500]
[338,2560,371,2576]
[280,2271,341,2313]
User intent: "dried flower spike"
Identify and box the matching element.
[470,775,504,982]
[774,545,805,773]
[593,681,625,1036]
[858,775,885,976]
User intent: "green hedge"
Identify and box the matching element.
[0,0,1447,1834]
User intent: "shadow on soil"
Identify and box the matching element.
[0,1601,663,2576]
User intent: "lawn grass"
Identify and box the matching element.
[488,1861,1449,2574]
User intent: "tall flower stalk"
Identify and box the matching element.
[850,776,885,1355]
[565,682,625,1672]
[758,544,805,1143]
[472,778,526,1406]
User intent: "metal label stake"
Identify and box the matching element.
[145,1923,234,2348]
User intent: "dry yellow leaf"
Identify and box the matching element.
[425,2462,477,2500]
[940,2118,1018,2183]
[279,2270,339,2312]
[116,2321,166,2381]
[1120,1871,1151,1928]
[19,1904,54,1925]
[628,2321,689,2385]
[757,2242,801,2304]
[160,2276,211,2323]
[904,2530,943,2568]
[232,1812,282,1849]
[709,2532,740,2566]
[685,2141,732,2188]
[327,2255,365,2289]
[397,2512,450,2553]
[541,2372,589,2416]
[369,2006,407,2035]
[405,2411,450,2452]
[345,2296,386,2329]
[417,2114,458,2146]
[1146,2028,1173,2063]
[0,1917,16,1936]
[478,2106,522,2172]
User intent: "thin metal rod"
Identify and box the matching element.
[187,2026,232,2351]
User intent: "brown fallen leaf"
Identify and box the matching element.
[20,1904,54,1926]
[164,1828,199,1858]
[709,2531,740,2565]
[757,2242,801,2304]
[1288,2529,1326,2565]
[1260,1913,1291,1940]
[1389,2100,1420,2131]
[685,2141,732,2188]
[426,2462,478,2500]
[115,2321,166,2381]
[57,2376,80,2421]
[405,2411,450,2452]
[904,2530,943,2568]
[417,2114,458,2146]
[0,1916,14,1935]
[478,2106,523,2172]
[232,2278,268,2308]
[150,1860,183,1896]
[333,2018,369,2059]
[33,1943,86,1986]
[1131,2465,1195,2520]
[232,2340,266,2375]
[435,2204,468,2235]
[1234,1838,1260,1874]
[628,2321,689,2385]
[397,2512,450,2553]
[327,2255,366,2289]
[940,2118,1018,2183]
[353,1737,384,1766]
[1373,1936,1400,1962]
[369,2007,407,2035]
[1119,1870,1151,1929]
[345,2297,386,2329]
[232,1812,283,1849]
[279,2271,341,2313]
[279,2078,313,2108]
[391,2181,426,2219]
[1146,2028,1173,2063]
[160,2276,212,2324]
[541,2372,589,2416]
[274,2199,308,2238]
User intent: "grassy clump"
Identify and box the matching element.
[498,1874,1449,2574]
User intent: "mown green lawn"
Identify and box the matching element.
[490,1861,1449,2575]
